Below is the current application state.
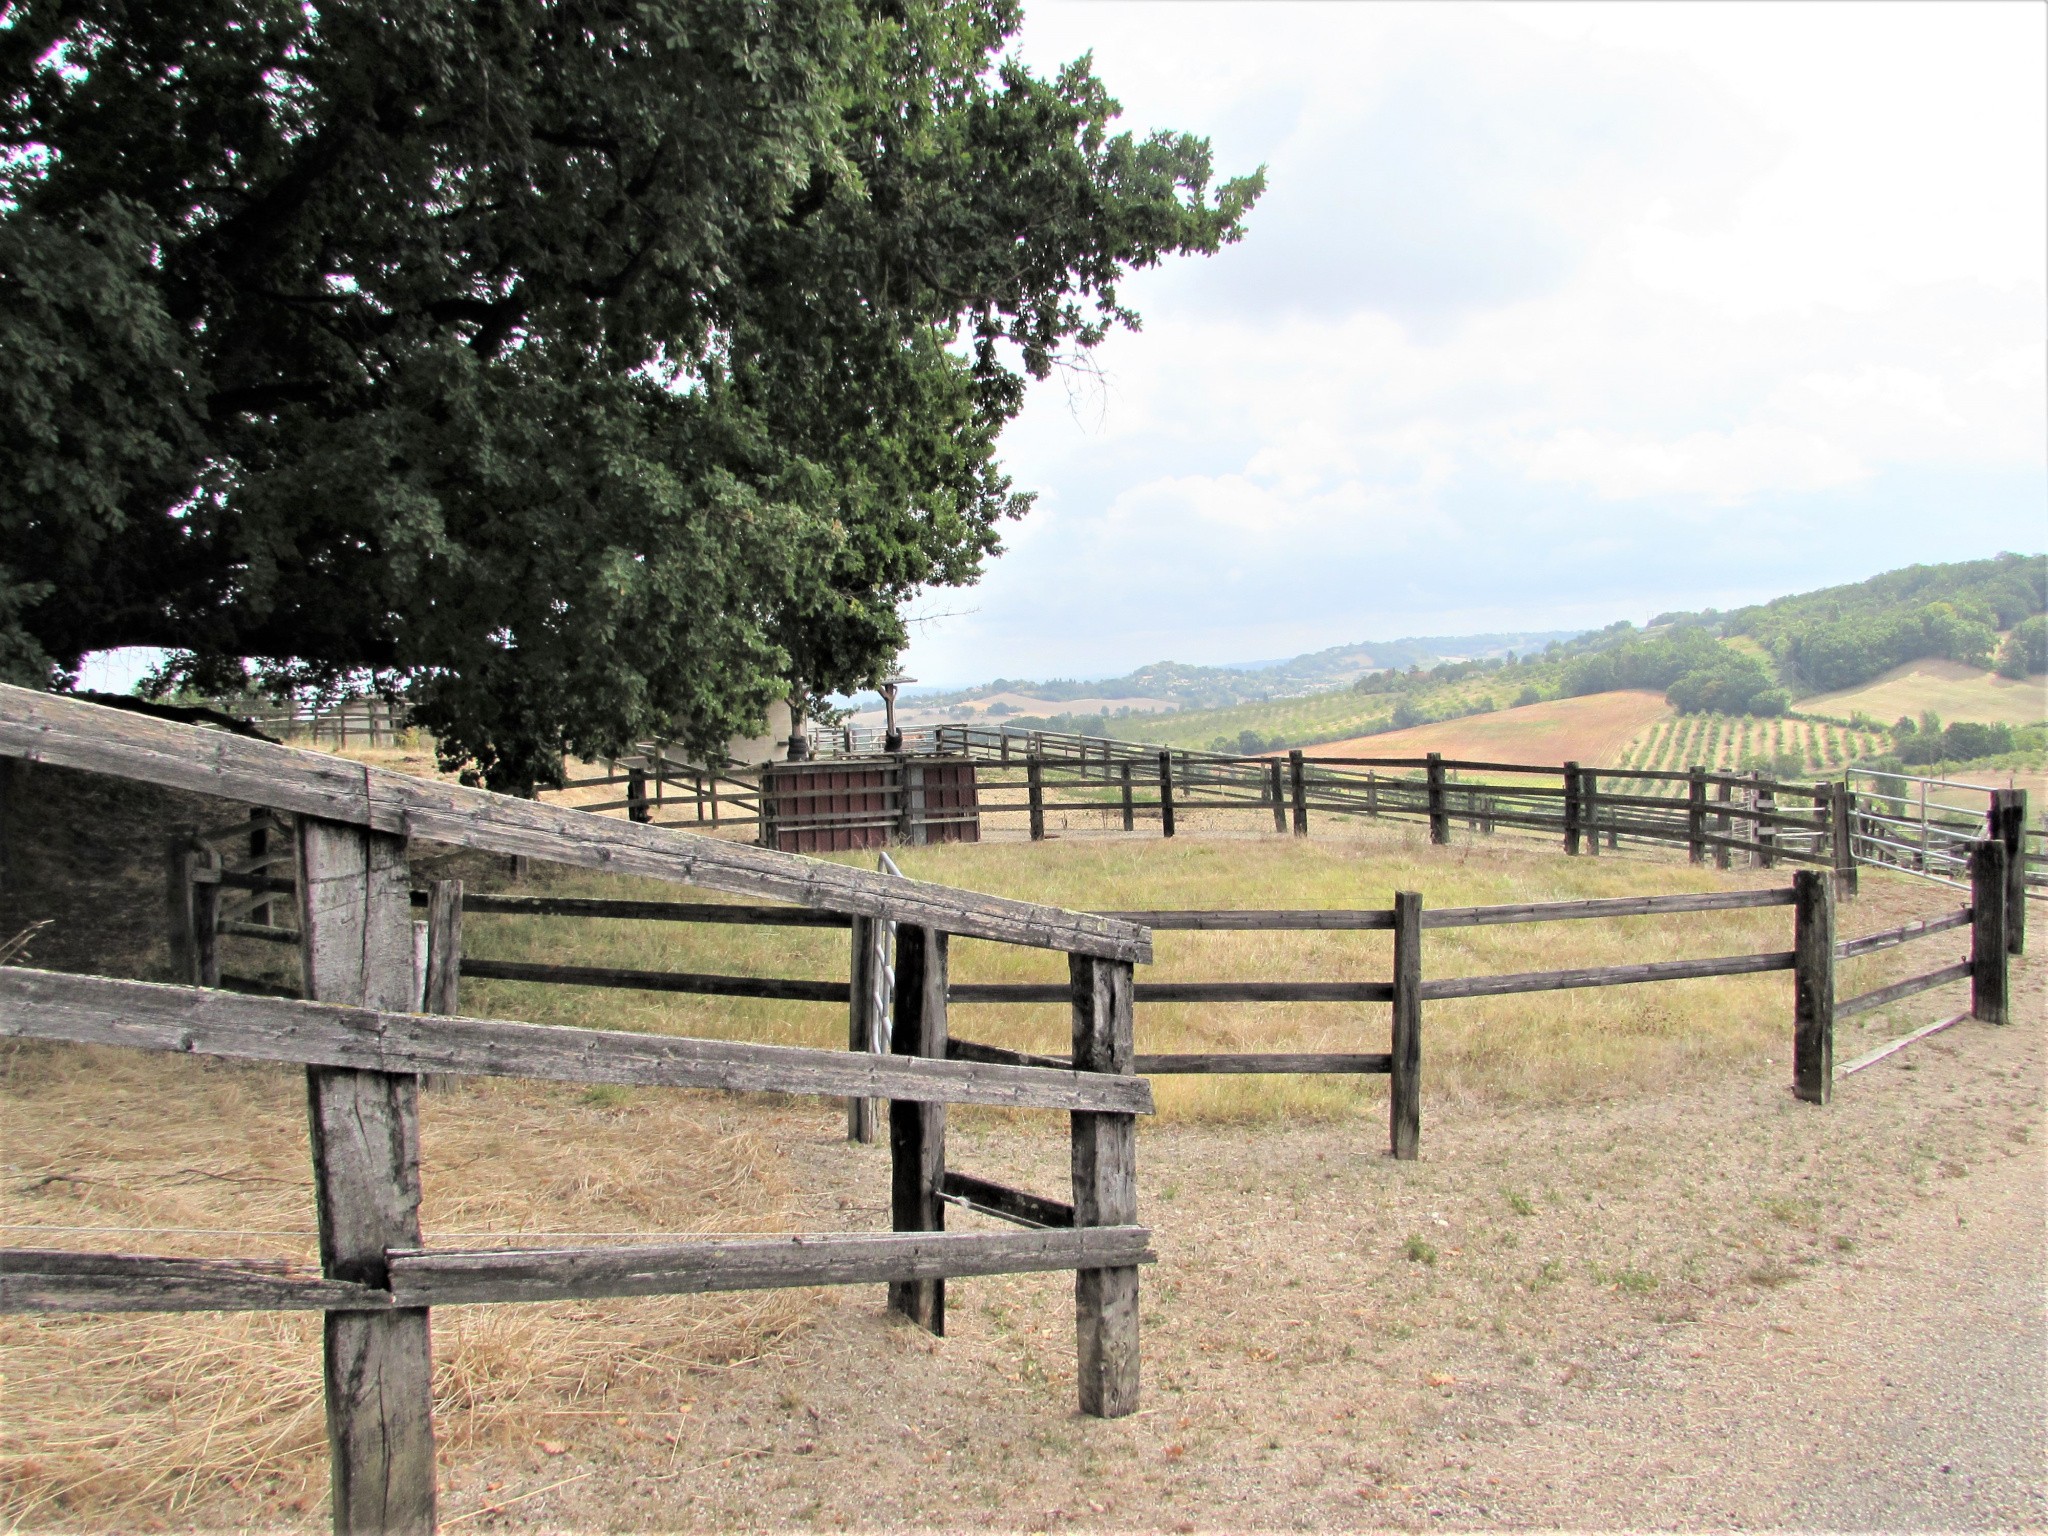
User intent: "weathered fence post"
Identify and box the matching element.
[1970,840,2009,1025]
[1687,767,1708,864]
[296,816,436,1535]
[1425,754,1448,845]
[846,916,885,1143]
[1829,780,1858,897]
[1158,752,1177,840]
[1792,869,1834,1104]
[1756,775,1777,869]
[1026,757,1045,842]
[1714,779,1733,871]
[1989,789,2027,955]
[1390,891,1422,1159]
[627,766,650,824]
[420,879,463,1092]
[249,808,273,926]
[192,846,222,988]
[1288,749,1308,837]
[1119,761,1135,832]
[888,925,947,1331]
[166,835,196,983]
[1562,761,1582,855]
[1070,951,1139,1418]
[1580,768,1600,857]
[1269,759,1287,834]
[1367,769,1379,819]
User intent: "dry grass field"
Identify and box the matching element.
[1799,657,2047,728]
[1306,691,1672,768]
[1,752,2038,1530]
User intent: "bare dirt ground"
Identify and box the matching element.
[437,934,2043,1534]
[1307,693,1674,768]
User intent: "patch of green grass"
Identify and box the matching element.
[1530,1258,1566,1292]
[1503,1189,1535,1217]
[579,1084,631,1109]
[1404,1236,1438,1265]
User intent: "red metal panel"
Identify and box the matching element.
[762,758,978,852]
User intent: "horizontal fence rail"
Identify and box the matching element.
[2,1229,1157,1315]
[0,685,1147,963]
[0,968,1154,1114]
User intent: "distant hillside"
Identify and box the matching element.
[1662,552,2046,692]
[878,630,1576,713]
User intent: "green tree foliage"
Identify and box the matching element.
[2,0,1259,788]
[1996,615,2047,679]
[1715,553,2045,692]
[1897,719,2017,766]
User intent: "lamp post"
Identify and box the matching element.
[880,671,914,753]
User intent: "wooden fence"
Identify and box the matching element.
[0,685,1156,1536]
[176,833,2019,1161]
[526,723,2043,924]
[14,685,2028,1532]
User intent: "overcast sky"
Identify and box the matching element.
[895,0,2047,689]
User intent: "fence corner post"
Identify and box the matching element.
[1120,760,1135,832]
[1562,761,1582,855]
[297,816,437,1535]
[1390,891,1422,1159]
[1158,752,1177,839]
[1989,789,2026,955]
[1070,951,1139,1418]
[1288,749,1308,837]
[1027,756,1046,842]
[1970,840,2010,1025]
[1792,869,1834,1104]
[888,925,946,1331]
[1269,759,1287,834]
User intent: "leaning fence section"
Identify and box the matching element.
[0,684,1159,1536]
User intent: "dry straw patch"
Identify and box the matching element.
[0,1044,812,1530]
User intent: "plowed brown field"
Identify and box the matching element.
[1306,689,1672,766]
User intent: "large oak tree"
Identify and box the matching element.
[1,0,1257,787]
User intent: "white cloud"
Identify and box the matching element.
[898,1,2047,687]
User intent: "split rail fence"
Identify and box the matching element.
[0,686,1157,1536]
[177,815,2024,1164]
